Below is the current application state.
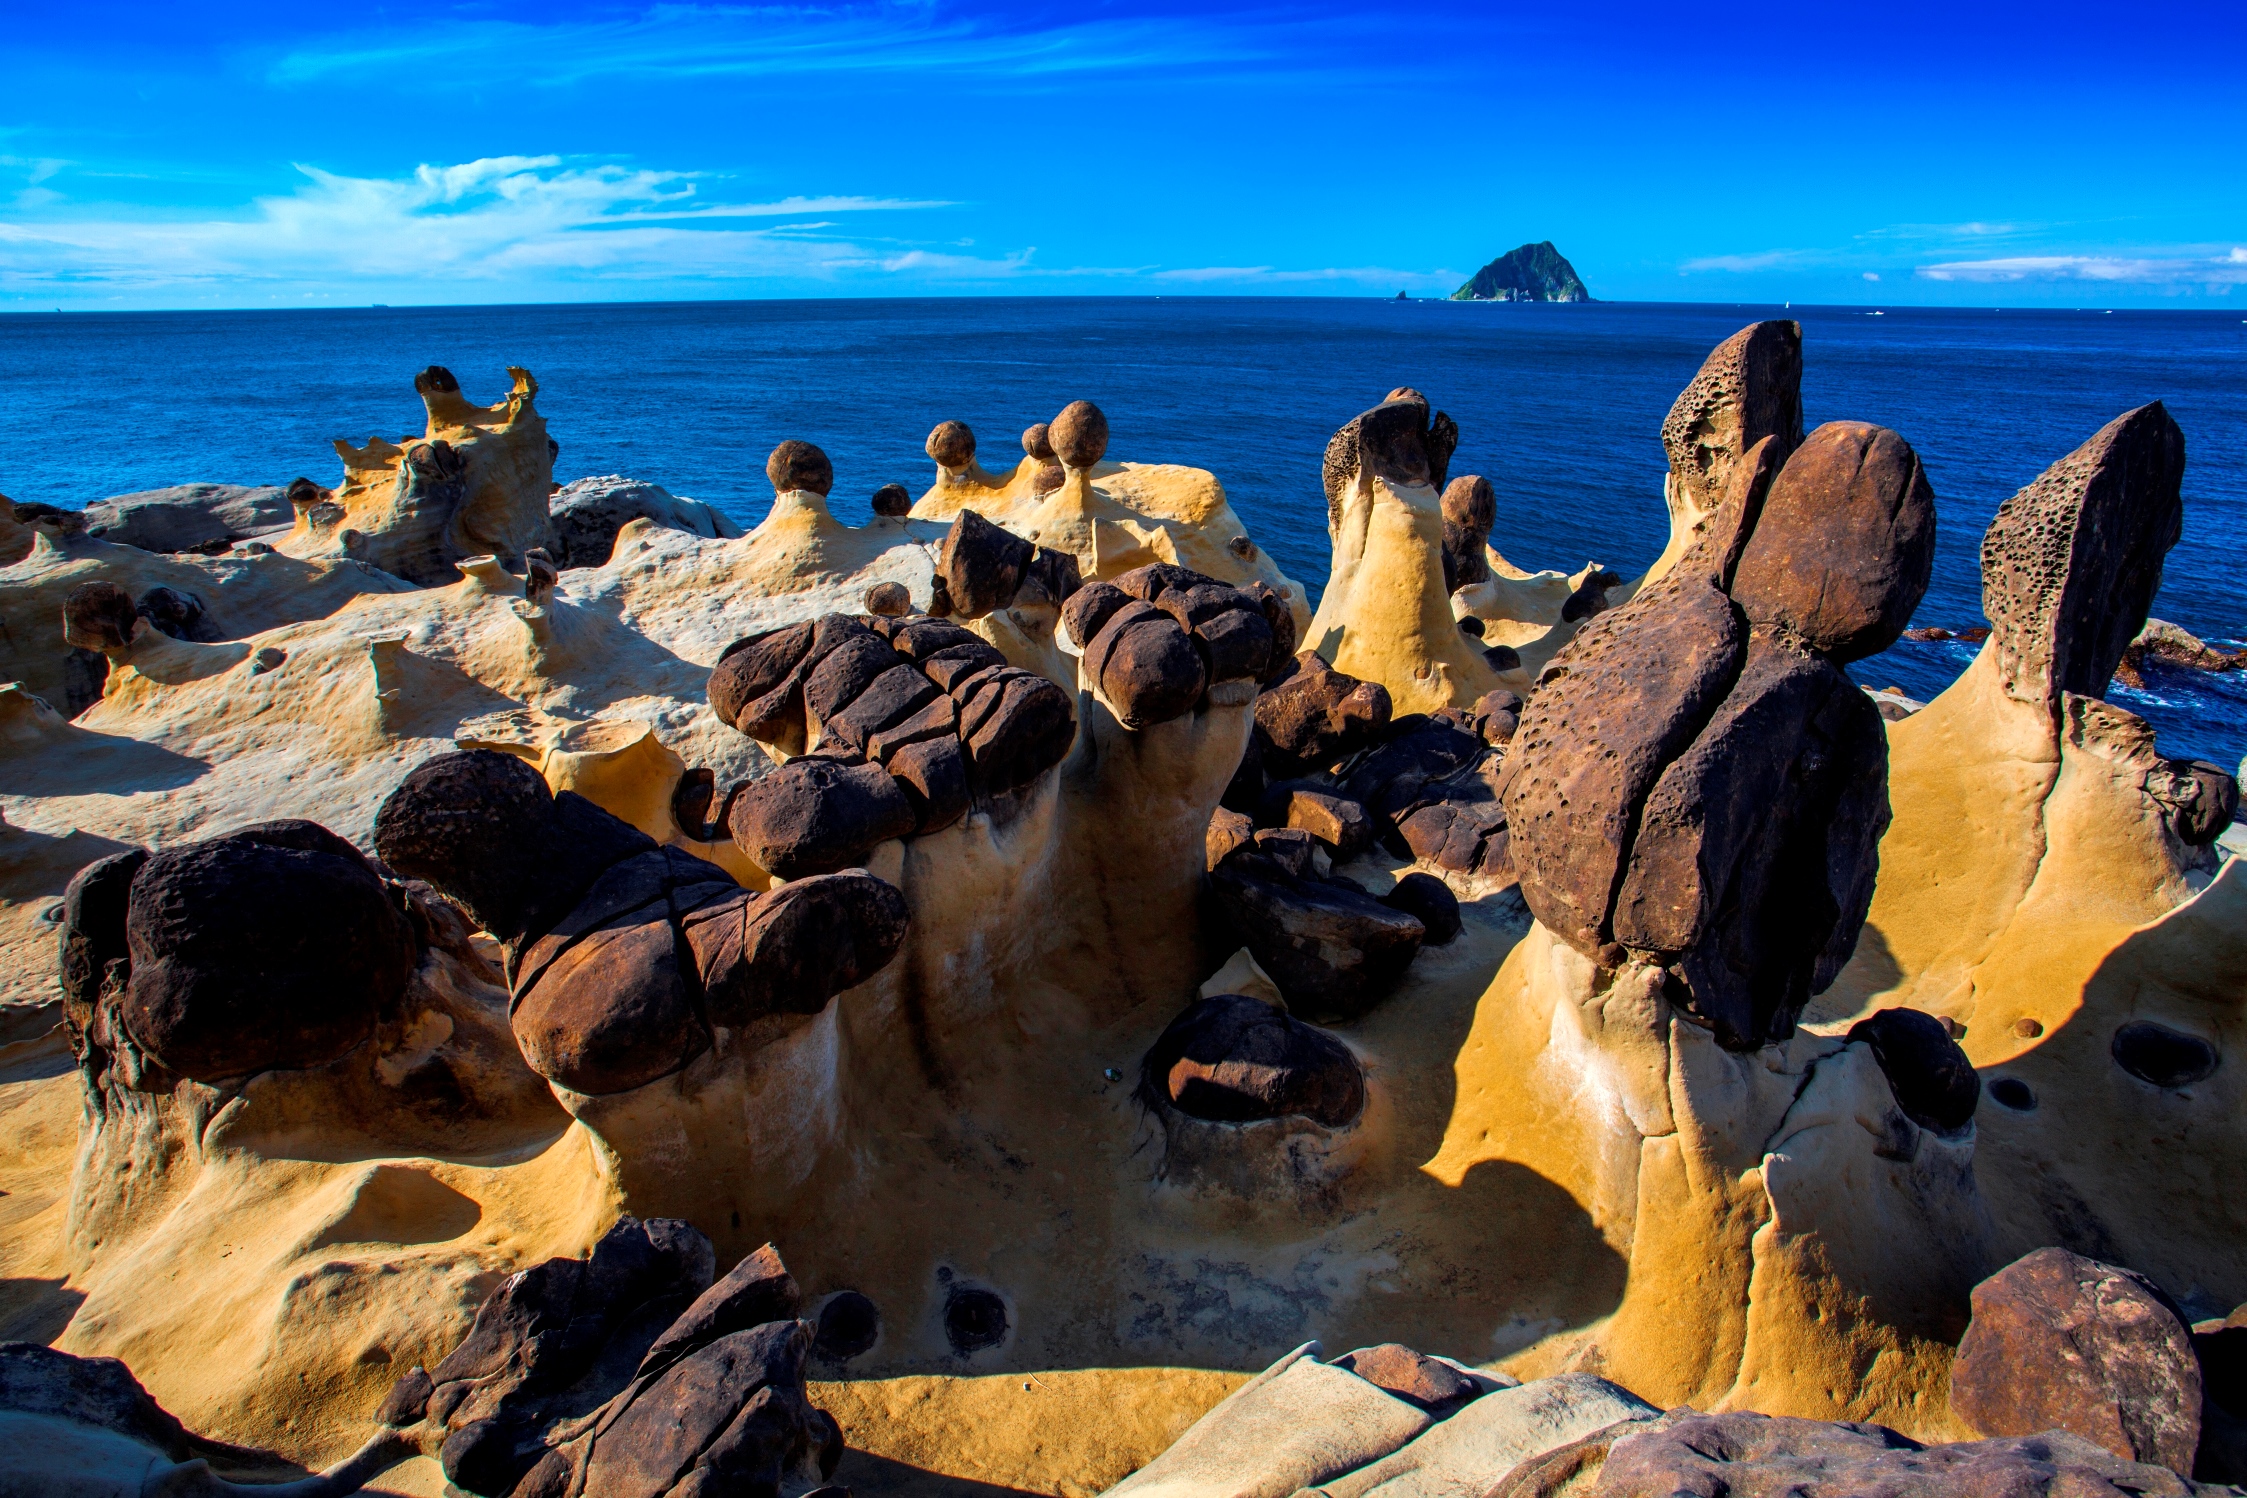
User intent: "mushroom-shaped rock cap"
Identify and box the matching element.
[926,421,976,468]
[1440,474,1495,531]
[62,581,139,653]
[1021,423,1055,462]
[120,820,415,1081]
[767,440,835,497]
[374,748,657,950]
[1322,395,1460,523]
[414,364,462,396]
[1729,421,1937,663]
[285,475,326,506]
[1050,401,1109,469]
[1982,401,2185,711]
[1661,320,1806,519]
[869,483,912,517]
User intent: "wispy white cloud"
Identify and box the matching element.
[1154,263,1453,286]
[1678,249,1812,274]
[1917,249,2247,285]
[262,4,1287,91]
[0,155,981,295]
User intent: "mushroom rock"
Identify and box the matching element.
[1504,414,1927,1050]
[1818,401,2245,1303]
[8,356,2241,1495]
[1639,319,1806,592]
[1303,393,1505,715]
[273,365,558,584]
[377,748,906,1094]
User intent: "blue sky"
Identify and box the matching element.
[2,1,2241,309]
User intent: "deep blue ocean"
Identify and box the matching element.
[2,298,2241,768]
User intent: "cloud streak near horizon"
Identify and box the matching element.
[1,0,2240,308]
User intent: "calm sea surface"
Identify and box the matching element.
[2,298,2242,766]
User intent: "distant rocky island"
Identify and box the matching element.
[1452,240,1592,302]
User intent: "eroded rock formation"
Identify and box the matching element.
[1,329,2239,1497]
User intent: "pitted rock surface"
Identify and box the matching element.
[1321,393,1459,532]
[1950,1247,2202,1475]
[1981,401,2185,711]
[1658,319,1805,525]
[1586,1410,2202,1498]
[1503,395,1931,1048]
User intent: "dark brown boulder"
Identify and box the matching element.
[1209,854,1425,1022]
[766,440,833,496]
[1441,475,1496,594]
[1380,872,1461,946]
[120,821,415,1081]
[926,421,976,468]
[1320,395,1459,530]
[375,749,656,950]
[1730,422,1937,663]
[1084,602,1208,728]
[939,509,1035,620]
[58,848,148,1038]
[889,616,991,663]
[709,623,817,736]
[1022,423,1055,462]
[1659,319,1805,528]
[1050,401,1109,468]
[1982,402,2186,712]
[511,891,710,1095]
[1502,569,1747,963]
[1590,1410,2199,1498]
[887,734,971,832]
[384,1224,842,1498]
[62,581,139,653]
[1143,993,1365,1127]
[956,667,1076,793]
[1206,806,1255,871]
[1255,653,1393,768]
[685,873,908,1030]
[819,664,940,754]
[1609,633,1890,1048]
[1241,580,1300,671]
[1559,567,1623,624]
[870,483,912,517]
[1061,580,1132,650]
[1951,1247,2202,1475]
[2164,760,2239,847]
[1849,1007,1979,1134]
[726,757,918,879]
[1466,688,1522,745]
[1018,545,1083,607]
[135,585,216,642]
[864,580,911,616]
[802,631,904,728]
[1337,716,1490,823]
[1334,1344,1480,1414]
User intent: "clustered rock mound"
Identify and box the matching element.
[2,326,2242,1497]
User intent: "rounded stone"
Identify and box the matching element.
[870,483,912,517]
[1847,1007,1979,1134]
[1050,401,1109,469]
[1021,423,1055,461]
[766,440,834,496]
[1381,873,1462,946]
[1143,993,1367,1128]
[926,421,976,468]
[864,581,912,617]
